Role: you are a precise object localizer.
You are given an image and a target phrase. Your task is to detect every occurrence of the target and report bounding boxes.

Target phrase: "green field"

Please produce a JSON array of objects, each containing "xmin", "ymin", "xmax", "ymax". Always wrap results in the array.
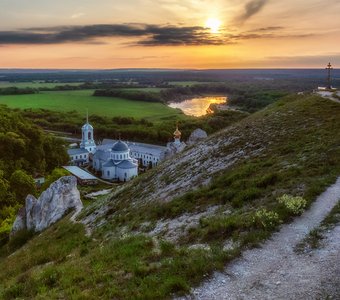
[
  {"xmin": 0, "ymin": 81, "xmax": 165, "ymax": 92},
  {"xmin": 0, "ymin": 90, "xmax": 185, "ymax": 122},
  {"xmin": 0, "ymin": 81, "xmax": 82, "ymax": 88}
]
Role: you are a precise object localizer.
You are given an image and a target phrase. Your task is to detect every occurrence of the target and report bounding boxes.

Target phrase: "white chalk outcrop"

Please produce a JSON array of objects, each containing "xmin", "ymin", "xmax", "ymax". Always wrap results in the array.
[
  {"xmin": 11, "ymin": 176, "xmax": 83, "ymax": 234},
  {"xmin": 187, "ymin": 128, "xmax": 208, "ymax": 146}
]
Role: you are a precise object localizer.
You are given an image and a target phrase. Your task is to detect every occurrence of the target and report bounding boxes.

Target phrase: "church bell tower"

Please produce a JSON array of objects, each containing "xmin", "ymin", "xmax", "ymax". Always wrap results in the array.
[{"xmin": 80, "ymin": 110, "xmax": 96, "ymax": 153}]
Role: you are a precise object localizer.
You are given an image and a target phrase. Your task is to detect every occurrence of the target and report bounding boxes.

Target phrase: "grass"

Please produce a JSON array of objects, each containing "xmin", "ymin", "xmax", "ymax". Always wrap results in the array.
[
  {"xmin": 0, "ymin": 82, "xmax": 82, "ymax": 88},
  {"xmin": 0, "ymin": 219, "xmax": 235, "ymax": 299},
  {"xmin": 94, "ymin": 94, "xmax": 340, "ymax": 247},
  {"xmin": 0, "ymin": 90, "xmax": 185, "ymax": 122},
  {"xmin": 0, "ymin": 94, "xmax": 339, "ymax": 299}
]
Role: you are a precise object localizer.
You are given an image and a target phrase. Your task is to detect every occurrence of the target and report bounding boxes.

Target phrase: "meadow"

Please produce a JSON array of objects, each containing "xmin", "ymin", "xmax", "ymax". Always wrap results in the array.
[
  {"xmin": 0, "ymin": 89, "xmax": 184, "ymax": 122},
  {"xmin": 0, "ymin": 82, "xmax": 82, "ymax": 88}
]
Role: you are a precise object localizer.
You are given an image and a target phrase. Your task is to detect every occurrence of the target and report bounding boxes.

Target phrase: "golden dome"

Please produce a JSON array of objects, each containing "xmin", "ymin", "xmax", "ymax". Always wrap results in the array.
[{"xmin": 174, "ymin": 124, "xmax": 181, "ymax": 138}]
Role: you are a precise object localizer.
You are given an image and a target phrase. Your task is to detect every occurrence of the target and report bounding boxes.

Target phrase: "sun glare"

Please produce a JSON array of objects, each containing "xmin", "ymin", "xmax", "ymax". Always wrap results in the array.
[{"xmin": 205, "ymin": 18, "xmax": 221, "ymax": 34}]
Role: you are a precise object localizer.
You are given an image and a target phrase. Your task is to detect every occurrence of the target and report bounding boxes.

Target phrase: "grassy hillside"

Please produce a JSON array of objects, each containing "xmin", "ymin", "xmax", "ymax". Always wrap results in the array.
[
  {"xmin": 0, "ymin": 90, "xmax": 184, "ymax": 122},
  {"xmin": 0, "ymin": 94, "xmax": 339, "ymax": 299}
]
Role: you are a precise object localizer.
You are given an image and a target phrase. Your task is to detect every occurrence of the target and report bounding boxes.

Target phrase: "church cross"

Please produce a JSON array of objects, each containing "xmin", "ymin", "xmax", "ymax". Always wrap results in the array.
[{"xmin": 326, "ymin": 62, "xmax": 333, "ymax": 89}]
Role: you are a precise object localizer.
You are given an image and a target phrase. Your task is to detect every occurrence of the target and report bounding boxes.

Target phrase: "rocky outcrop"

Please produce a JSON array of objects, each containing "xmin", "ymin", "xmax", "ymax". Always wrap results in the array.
[
  {"xmin": 187, "ymin": 128, "xmax": 208, "ymax": 146},
  {"xmin": 164, "ymin": 141, "xmax": 187, "ymax": 158},
  {"xmin": 11, "ymin": 176, "xmax": 83, "ymax": 234}
]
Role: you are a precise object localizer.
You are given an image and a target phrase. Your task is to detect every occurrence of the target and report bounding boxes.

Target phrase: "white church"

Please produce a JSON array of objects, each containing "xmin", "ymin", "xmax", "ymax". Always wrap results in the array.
[{"xmin": 67, "ymin": 115, "xmax": 186, "ymax": 182}]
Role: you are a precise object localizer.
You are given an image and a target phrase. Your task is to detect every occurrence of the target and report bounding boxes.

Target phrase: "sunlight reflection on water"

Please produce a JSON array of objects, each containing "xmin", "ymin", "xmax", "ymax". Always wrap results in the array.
[{"xmin": 168, "ymin": 96, "xmax": 227, "ymax": 117}]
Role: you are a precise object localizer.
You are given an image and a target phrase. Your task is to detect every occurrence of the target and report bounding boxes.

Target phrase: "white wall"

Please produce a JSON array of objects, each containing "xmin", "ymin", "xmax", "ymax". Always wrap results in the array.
[
  {"xmin": 116, "ymin": 167, "xmax": 138, "ymax": 181},
  {"xmin": 102, "ymin": 166, "xmax": 116, "ymax": 180}
]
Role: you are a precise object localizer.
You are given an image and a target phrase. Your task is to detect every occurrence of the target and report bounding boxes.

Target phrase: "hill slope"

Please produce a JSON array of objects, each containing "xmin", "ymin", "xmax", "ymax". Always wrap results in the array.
[{"xmin": 0, "ymin": 94, "xmax": 339, "ymax": 299}]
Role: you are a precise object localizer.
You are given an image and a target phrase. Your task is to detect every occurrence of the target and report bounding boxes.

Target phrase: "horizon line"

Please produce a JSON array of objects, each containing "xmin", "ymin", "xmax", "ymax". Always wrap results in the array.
[{"xmin": 0, "ymin": 67, "xmax": 338, "ymax": 71}]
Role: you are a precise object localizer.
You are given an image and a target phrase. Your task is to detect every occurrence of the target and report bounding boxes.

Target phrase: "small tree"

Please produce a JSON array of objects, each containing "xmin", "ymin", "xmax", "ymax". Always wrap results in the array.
[{"xmin": 10, "ymin": 170, "xmax": 36, "ymax": 204}]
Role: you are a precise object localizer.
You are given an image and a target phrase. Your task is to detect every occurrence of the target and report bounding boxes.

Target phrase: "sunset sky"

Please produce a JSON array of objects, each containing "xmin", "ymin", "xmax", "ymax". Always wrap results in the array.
[{"xmin": 1, "ymin": 0, "xmax": 340, "ymax": 69}]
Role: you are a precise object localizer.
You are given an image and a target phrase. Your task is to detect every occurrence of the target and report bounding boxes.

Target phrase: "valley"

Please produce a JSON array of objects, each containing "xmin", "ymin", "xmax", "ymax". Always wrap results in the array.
[{"xmin": 1, "ymin": 92, "xmax": 339, "ymax": 299}]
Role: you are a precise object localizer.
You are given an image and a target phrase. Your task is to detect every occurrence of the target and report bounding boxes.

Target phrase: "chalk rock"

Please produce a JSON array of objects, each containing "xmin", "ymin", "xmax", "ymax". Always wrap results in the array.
[
  {"xmin": 187, "ymin": 128, "xmax": 208, "ymax": 146},
  {"xmin": 11, "ymin": 207, "xmax": 26, "ymax": 233},
  {"xmin": 11, "ymin": 176, "xmax": 82, "ymax": 234},
  {"xmin": 164, "ymin": 141, "xmax": 187, "ymax": 159}
]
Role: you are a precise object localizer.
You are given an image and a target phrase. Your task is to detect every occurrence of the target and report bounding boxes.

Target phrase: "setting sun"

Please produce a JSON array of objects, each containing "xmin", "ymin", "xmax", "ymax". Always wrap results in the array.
[{"xmin": 205, "ymin": 18, "xmax": 222, "ymax": 34}]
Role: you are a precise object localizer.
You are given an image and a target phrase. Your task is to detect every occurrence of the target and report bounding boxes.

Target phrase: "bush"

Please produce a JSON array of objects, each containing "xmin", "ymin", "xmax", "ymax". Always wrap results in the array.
[
  {"xmin": 278, "ymin": 194, "xmax": 307, "ymax": 215},
  {"xmin": 253, "ymin": 209, "xmax": 280, "ymax": 230}
]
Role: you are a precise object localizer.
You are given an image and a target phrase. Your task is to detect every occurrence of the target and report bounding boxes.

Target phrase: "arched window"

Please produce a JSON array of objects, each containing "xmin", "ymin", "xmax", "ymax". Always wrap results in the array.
[{"xmin": 88, "ymin": 132, "xmax": 91, "ymax": 140}]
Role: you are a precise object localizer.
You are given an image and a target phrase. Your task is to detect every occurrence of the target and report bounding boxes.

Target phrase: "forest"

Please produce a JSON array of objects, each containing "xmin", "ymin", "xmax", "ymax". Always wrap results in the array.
[{"xmin": 0, "ymin": 106, "xmax": 69, "ymax": 244}]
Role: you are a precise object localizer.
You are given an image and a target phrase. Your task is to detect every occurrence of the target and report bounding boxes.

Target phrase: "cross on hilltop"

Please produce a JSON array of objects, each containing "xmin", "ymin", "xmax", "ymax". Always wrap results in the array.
[{"xmin": 326, "ymin": 62, "xmax": 333, "ymax": 90}]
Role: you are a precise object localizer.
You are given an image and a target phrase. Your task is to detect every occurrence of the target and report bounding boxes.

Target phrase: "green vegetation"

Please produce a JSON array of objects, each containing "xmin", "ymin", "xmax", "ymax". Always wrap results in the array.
[
  {"xmin": 0, "ymin": 94, "xmax": 339, "ymax": 299},
  {"xmin": 95, "ymin": 95, "xmax": 340, "ymax": 249},
  {"xmin": 41, "ymin": 168, "xmax": 70, "ymax": 191},
  {"xmin": 0, "ymin": 90, "xmax": 183, "ymax": 122},
  {"xmin": 9, "ymin": 170, "xmax": 36, "ymax": 203},
  {"xmin": 94, "ymin": 88, "xmax": 163, "ymax": 103},
  {"xmin": 0, "ymin": 82, "xmax": 82, "ymax": 89},
  {"xmin": 159, "ymin": 83, "xmax": 289, "ymax": 111},
  {"xmin": 0, "ymin": 106, "xmax": 69, "ymax": 244},
  {"xmin": 277, "ymin": 194, "xmax": 307, "ymax": 215},
  {"xmin": 168, "ymin": 81, "xmax": 215, "ymax": 86},
  {"xmin": 21, "ymin": 104, "xmax": 247, "ymax": 145},
  {"xmin": 0, "ymin": 220, "xmax": 234, "ymax": 299}
]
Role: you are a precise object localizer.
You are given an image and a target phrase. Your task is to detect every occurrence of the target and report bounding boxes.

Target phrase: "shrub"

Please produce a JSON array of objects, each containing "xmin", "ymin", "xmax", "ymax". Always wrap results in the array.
[
  {"xmin": 253, "ymin": 209, "xmax": 280, "ymax": 230},
  {"xmin": 278, "ymin": 194, "xmax": 307, "ymax": 215}
]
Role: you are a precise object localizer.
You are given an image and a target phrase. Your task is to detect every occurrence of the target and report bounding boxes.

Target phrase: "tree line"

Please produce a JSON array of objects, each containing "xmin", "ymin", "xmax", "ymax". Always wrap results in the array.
[{"xmin": 0, "ymin": 106, "xmax": 69, "ymax": 243}]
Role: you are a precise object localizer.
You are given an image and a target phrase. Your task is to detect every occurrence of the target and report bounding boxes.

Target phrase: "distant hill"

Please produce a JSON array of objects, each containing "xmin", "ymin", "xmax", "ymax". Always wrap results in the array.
[
  {"xmin": 0, "ymin": 94, "xmax": 339, "ymax": 299},
  {"xmin": 0, "ymin": 68, "xmax": 339, "ymax": 83}
]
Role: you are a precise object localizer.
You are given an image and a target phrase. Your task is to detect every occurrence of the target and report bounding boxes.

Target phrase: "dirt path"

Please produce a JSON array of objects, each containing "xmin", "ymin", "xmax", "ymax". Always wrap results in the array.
[{"xmin": 183, "ymin": 177, "xmax": 340, "ymax": 300}]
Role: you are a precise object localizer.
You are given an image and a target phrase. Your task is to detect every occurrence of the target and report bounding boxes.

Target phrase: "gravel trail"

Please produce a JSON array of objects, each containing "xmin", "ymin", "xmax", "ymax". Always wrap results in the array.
[{"xmin": 183, "ymin": 177, "xmax": 340, "ymax": 300}]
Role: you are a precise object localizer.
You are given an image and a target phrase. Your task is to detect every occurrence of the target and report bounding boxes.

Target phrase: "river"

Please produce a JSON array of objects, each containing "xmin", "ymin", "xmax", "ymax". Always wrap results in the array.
[{"xmin": 168, "ymin": 96, "xmax": 227, "ymax": 117}]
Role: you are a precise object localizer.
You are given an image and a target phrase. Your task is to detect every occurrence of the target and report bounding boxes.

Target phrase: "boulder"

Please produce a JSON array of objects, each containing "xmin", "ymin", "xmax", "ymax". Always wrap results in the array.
[
  {"xmin": 164, "ymin": 141, "xmax": 187, "ymax": 159},
  {"xmin": 11, "ymin": 176, "xmax": 83, "ymax": 234},
  {"xmin": 187, "ymin": 128, "xmax": 208, "ymax": 146}
]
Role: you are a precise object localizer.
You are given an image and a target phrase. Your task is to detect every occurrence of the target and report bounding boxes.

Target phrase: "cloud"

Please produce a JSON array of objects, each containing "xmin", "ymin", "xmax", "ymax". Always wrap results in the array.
[
  {"xmin": 231, "ymin": 32, "xmax": 314, "ymax": 40},
  {"xmin": 0, "ymin": 24, "xmax": 230, "ymax": 46},
  {"xmin": 0, "ymin": 23, "xmax": 313, "ymax": 47},
  {"xmin": 247, "ymin": 26, "xmax": 284, "ymax": 32},
  {"xmin": 237, "ymin": 0, "xmax": 269, "ymax": 23}
]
